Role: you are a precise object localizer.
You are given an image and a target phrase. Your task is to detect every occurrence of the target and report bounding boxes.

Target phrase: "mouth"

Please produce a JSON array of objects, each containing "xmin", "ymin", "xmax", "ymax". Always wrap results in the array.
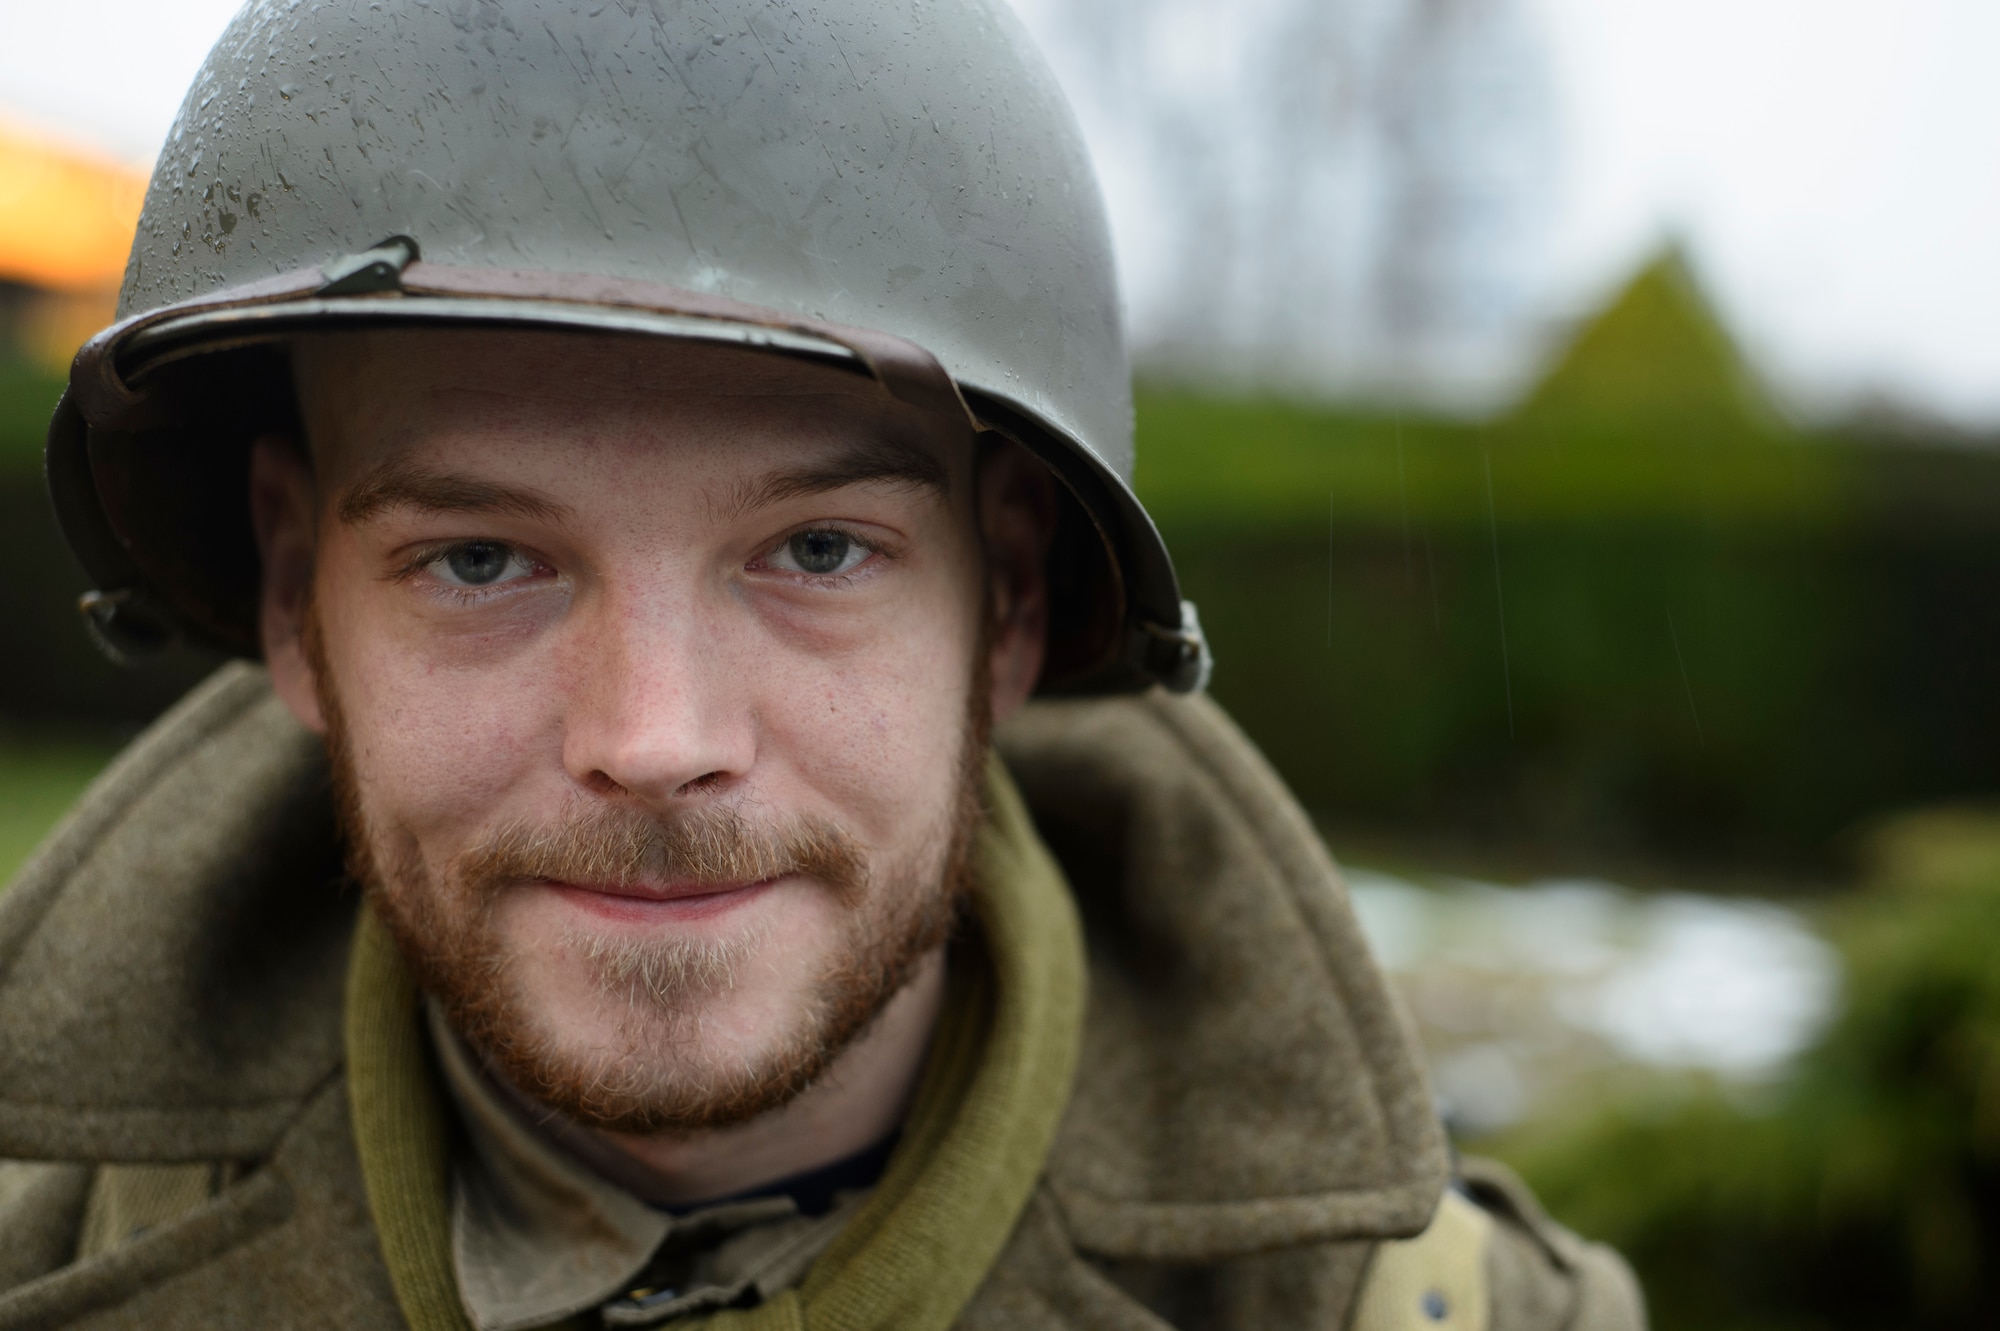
[{"xmin": 541, "ymin": 876, "xmax": 777, "ymax": 925}]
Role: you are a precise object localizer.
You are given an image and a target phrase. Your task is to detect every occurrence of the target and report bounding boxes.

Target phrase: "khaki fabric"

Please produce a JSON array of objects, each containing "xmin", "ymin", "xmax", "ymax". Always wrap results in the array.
[
  {"xmin": 1350, "ymin": 1191, "xmax": 1491, "ymax": 1331},
  {"xmin": 0, "ymin": 663, "xmax": 1645, "ymax": 1330},
  {"xmin": 432, "ymin": 1002, "xmax": 677, "ymax": 1329},
  {"xmin": 77, "ymin": 1165, "xmax": 232, "ymax": 1260}
]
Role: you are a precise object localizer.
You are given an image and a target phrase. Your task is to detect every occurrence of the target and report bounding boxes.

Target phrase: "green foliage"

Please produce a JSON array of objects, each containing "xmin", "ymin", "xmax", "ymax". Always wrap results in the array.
[
  {"xmin": 1514, "ymin": 248, "xmax": 1774, "ymax": 435},
  {"xmin": 1133, "ymin": 257, "xmax": 1844, "ymax": 535},
  {"xmin": 0, "ymin": 355, "xmax": 65, "ymax": 480},
  {"xmin": 1141, "ymin": 407, "xmax": 2000, "ymax": 868},
  {"xmin": 0, "ymin": 739, "xmax": 112, "ymax": 884},
  {"xmin": 1134, "ymin": 385, "xmax": 1842, "ymax": 532},
  {"xmin": 1493, "ymin": 808, "xmax": 2000, "ymax": 1330},
  {"xmin": 1163, "ymin": 517, "xmax": 1885, "ymax": 867}
]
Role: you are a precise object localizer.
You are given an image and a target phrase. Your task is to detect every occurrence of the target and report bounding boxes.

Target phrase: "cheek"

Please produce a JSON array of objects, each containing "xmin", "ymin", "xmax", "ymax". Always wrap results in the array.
[
  {"xmin": 316, "ymin": 580, "xmax": 556, "ymax": 851},
  {"xmin": 757, "ymin": 590, "xmax": 982, "ymax": 844}
]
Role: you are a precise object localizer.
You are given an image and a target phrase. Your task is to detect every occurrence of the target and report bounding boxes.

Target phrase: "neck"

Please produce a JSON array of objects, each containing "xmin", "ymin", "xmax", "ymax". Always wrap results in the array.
[{"xmin": 492, "ymin": 946, "xmax": 950, "ymax": 1208}]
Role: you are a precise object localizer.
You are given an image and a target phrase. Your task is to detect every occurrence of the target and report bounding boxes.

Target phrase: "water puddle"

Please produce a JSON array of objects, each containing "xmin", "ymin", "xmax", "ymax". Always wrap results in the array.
[{"xmin": 1344, "ymin": 867, "xmax": 1842, "ymax": 1134}]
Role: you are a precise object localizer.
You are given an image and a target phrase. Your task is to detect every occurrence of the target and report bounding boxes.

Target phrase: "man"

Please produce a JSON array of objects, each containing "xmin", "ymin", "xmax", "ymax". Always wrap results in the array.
[{"xmin": 1, "ymin": 1, "xmax": 1643, "ymax": 1328}]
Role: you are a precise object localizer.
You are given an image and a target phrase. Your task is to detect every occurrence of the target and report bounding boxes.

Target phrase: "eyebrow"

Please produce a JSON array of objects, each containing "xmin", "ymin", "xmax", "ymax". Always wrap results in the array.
[
  {"xmin": 334, "ymin": 435, "xmax": 949, "ymax": 528},
  {"xmin": 717, "ymin": 436, "xmax": 951, "ymax": 520},
  {"xmin": 337, "ymin": 460, "xmax": 575, "ymax": 526}
]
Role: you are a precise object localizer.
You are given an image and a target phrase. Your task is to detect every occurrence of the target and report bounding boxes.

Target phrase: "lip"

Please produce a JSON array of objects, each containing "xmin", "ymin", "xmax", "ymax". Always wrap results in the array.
[{"xmin": 543, "ymin": 876, "xmax": 775, "ymax": 925}]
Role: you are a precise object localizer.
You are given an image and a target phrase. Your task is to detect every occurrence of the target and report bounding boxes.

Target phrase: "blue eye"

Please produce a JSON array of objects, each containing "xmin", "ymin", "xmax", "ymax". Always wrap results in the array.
[
  {"xmin": 431, "ymin": 541, "xmax": 530, "ymax": 588},
  {"xmin": 790, "ymin": 530, "xmax": 850, "ymax": 573},
  {"xmin": 772, "ymin": 529, "xmax": 869, "ymax": 576}
]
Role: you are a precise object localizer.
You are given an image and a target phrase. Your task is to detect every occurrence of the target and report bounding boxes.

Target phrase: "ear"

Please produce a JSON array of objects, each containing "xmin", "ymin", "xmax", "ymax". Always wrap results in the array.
[
  {"xmin": 979, "ymin": 437, "xmax": 1057, "ymax": 725},
  {"xmin": 248, "ymin": 434, "xmax": 327, "ymax": 735}
]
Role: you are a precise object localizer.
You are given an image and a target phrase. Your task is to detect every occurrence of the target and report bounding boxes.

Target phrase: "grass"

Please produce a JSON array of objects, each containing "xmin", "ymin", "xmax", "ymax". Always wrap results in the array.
[{"xmin": 0, "ymin": 740, "xmax": 114, "ymax": 884}]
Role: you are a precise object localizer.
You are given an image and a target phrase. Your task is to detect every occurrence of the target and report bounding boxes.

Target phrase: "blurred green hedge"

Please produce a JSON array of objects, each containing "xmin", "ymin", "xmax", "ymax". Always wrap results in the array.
[{"xmin": 1137, "ymin": 257, "xmax": 2000, "ymax": 873}]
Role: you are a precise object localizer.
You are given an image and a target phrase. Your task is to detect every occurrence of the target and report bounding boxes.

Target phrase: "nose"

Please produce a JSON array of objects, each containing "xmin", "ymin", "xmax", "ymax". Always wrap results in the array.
[{"xmin": 559, "ymin": 591, "xmax": 756, "ymax": 805}]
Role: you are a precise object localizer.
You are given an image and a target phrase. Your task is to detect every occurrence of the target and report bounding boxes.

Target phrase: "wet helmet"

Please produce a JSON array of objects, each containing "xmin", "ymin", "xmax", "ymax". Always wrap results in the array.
[{"xmin": 45, "ymin": 0, "xmax": 1209, "ymax": 693}]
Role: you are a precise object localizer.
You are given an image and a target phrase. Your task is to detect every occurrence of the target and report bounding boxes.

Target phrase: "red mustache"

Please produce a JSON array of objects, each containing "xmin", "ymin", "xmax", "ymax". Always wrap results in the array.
[{"xmin": 451, "ymin": 801, "xmax": 869, "ymax": 901}]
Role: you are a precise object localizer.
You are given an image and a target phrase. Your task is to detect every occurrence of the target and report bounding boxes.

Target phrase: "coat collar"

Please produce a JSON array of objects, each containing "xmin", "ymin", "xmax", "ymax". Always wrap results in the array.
[
  {"xmin": 998, "ymin": 692, "xmax": 1448, "ymax": 1259},
  {"xmin": 0, "ymin": 664, "xmax": 346, "ymax": 1162}
]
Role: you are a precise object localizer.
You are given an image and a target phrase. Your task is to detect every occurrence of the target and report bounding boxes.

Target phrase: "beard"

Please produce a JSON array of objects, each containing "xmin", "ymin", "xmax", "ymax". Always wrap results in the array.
[{"xmin": 312, "ymin": 616, "xmax": 992, "ymax": 1135}]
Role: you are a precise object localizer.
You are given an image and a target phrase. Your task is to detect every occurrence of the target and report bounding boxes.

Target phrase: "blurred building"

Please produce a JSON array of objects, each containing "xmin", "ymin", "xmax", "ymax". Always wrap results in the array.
[{"xmin": 0, "ymin": 114, "xmax": 145, "ymax": 370}]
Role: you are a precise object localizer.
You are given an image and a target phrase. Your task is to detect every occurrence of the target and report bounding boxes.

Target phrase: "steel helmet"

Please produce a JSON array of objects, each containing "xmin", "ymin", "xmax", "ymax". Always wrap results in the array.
[{"xmin": 45, "ymin": 0, "xmax": 1209, "ymax": 694}]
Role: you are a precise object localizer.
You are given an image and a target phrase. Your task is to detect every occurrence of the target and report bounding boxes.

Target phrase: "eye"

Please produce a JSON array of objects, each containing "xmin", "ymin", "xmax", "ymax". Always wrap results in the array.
[
  {"xmin": 428, "ymin": 540, "xmax": 537, "ymax": 588},
  {"xmin": 768, "ymin": 528, "xmax": 870, "ymax": 577}
]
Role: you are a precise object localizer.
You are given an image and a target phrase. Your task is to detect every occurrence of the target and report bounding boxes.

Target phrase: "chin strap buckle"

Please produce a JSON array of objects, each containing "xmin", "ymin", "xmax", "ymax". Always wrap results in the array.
[
  {"xmin": 1140, "ymin": 600, "xmax": 1213, "ymax": 695},
  {"xmin": 78, "ymin": 585, "xmax": 180, "ymax": 664}
]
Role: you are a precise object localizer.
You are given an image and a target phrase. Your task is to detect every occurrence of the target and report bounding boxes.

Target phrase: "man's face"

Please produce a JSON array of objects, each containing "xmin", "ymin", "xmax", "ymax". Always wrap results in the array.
[{"xmin": 256, "ymin": 329, "xmax": 1044, "ymax": 1133}]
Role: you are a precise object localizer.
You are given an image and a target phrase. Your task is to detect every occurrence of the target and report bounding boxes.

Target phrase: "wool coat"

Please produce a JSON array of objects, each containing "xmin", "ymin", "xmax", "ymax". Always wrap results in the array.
[{"xmin": 0, "ymin": 665, "xmax": 1642, "ymax": 1330}]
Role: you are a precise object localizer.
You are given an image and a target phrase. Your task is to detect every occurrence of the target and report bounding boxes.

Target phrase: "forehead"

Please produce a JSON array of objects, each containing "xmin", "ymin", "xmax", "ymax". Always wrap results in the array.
[{"xmin": 291, "ymin": 327, "xmax": 961, "ymax": 489}]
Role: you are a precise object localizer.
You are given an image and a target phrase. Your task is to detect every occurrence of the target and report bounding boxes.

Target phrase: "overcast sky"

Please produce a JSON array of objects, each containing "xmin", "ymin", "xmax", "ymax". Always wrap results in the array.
[
  {"xmin": 1526, "ymin": 0, "xmax": 2000, "ymax": 426},
  {"xmin": 4, "ymin": 0, "xmax": 1998, "ymax": 424}
]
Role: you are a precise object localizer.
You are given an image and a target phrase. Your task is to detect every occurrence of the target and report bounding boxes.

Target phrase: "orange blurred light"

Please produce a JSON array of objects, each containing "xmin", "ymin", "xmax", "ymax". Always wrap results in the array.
[{"xmin": 0, "ymin": 114, "xmax": 147, "ymax": 292}]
